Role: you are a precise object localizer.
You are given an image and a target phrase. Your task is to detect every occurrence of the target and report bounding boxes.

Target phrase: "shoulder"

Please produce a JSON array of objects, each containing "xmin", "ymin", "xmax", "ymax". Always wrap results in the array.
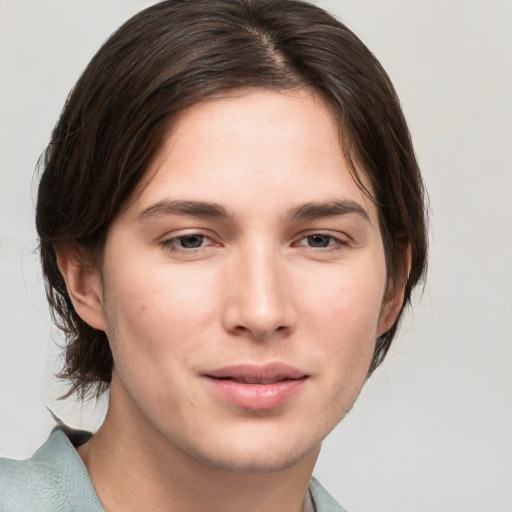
[
  {"xmin": 0, "ymin": 451, "xmax": 59, "ymax": 511},
  {"xmin": 0, "ymin": 430, "xmax": 104, "ymax": 512},
  {"xmin": 309, "ymin": 476, "xmax": 349, "ymax": 512}
]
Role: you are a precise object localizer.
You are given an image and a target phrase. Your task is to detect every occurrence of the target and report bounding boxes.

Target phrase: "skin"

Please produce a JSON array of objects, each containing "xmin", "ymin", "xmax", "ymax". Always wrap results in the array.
[{"xmin": 59, "ymin": 88, "xmax": 404, "ymax": 512}]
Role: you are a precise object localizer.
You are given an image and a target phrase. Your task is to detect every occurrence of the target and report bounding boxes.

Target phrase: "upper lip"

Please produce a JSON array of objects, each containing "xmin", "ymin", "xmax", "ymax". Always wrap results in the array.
[{"xmin": 204, "ymin": 363, "xmax": 308, "ymax": 384}]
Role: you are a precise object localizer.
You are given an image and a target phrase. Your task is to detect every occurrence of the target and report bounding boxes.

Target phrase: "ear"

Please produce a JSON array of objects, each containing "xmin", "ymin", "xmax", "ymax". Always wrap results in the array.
[
  {"xmin": 377, "ymin": 243, "xmax": 411, "ymax": 336},
  {"xmin": 56, "ymin": 246, "xmax": 107, "ymax": 331}
]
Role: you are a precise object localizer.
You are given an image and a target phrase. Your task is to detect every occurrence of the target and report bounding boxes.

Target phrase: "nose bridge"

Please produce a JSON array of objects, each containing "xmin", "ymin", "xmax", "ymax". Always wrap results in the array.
[{"xmin": 225, "ymin": 237, "xmax": 292, "ymax": 339}]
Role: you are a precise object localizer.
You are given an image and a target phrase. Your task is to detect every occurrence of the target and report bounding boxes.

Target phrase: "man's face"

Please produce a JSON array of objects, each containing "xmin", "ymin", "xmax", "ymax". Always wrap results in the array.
[{"xmin": 93, "ymin": 88, "xmax": 396, "ymax": 472}]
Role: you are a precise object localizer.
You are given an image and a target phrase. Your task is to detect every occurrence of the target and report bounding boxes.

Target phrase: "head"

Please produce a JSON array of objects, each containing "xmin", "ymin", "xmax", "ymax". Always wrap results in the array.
[{"xmin": 37, "ymin": 0, "xmax": 426, "ymax": 431}]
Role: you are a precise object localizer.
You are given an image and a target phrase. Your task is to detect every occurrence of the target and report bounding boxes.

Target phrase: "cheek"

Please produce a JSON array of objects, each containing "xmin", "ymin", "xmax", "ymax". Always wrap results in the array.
[
  {"xmin": 296, "ymin": 258, "xmax": 386, "ymax": 384},
  {"xmin": 102, "ymin": 260, "xmax": 221, "ymax": 367},
  {"xmin": 100, "ymin": 261, "xmax": 222, "ymax": 420},
  {"xmin": 299, "ymin": 259, "xmax": 386, "ymax": 336}
]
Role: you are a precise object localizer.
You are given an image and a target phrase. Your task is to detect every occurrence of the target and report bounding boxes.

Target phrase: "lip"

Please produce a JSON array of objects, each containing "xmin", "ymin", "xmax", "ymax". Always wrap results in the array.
[{"xmin": 203, "ymin": 363, "xmax": 308, "ymax": 410}]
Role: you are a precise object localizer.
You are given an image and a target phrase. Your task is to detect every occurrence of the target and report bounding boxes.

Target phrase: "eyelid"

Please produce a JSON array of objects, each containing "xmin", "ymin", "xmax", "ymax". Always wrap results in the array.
[
  {"xmin": 293, "ymin": 230, "xmax": 350, "ymax": 246},
  {"xmin": 158, "ymin": 228, "xmax": 351, "ymax": 252},
  {"xmin": 160, "ymin": 229, "xmax": 220, "ymax": 252}
]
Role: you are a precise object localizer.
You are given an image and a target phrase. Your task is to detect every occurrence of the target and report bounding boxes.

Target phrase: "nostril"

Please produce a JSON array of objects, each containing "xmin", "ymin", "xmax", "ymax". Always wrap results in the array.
[{"xmin": 222, "ymin": 289, "xmax": 294, "ymax": 340}]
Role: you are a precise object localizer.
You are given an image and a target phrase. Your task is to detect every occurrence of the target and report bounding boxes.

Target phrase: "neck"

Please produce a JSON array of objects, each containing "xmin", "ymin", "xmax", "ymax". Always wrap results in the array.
[{"xmin": 78, "ymin": 380, "xmax": 319, "ymax": 512}]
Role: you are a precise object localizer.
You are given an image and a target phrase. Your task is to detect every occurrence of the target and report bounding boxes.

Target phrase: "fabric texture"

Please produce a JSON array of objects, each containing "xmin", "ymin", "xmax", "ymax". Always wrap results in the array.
[
  {"xmin": 0, "ymin": 430, "xmax": 347, "ymax": 511},
  {"xmin": 0, "ymin": 430, "xmax": 103, "ymax": 512}
]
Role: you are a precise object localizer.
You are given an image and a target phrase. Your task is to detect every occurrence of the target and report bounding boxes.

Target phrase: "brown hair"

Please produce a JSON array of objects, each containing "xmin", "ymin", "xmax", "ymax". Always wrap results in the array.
[{"xmin": 36, "ymin": 0, "xmax": 428, "ymax": 399}]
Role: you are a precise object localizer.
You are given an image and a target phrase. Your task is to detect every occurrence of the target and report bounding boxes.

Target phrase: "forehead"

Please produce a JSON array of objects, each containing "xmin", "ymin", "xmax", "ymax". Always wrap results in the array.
[{"xmin": 127, "ymin": 87, "xmax": 377, "ymax": 223}]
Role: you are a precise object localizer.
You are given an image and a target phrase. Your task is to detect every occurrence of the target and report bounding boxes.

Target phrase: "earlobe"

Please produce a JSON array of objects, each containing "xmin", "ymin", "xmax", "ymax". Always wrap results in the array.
[
  {"xmin": 56, "ymin": 246, "xmax": 107, "ymax": 331},
  {"xmin": 377, "ymin": 287, "xmax": 404, "ymax": 337},
  {"xmin": 377, "ymin": 243, "xmax": 411, "ymax": 337}
]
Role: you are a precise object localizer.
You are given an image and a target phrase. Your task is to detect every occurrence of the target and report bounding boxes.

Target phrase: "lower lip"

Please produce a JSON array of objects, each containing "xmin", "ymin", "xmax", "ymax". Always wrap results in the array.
[{"xmin": 205, "ymin": 377, "xmax": 307, "ymax": 410}]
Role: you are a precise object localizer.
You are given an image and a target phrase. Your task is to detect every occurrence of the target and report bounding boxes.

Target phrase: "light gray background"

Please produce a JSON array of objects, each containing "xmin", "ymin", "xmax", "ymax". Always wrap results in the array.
[{"xmin": 1, "ymin": 1, "xmax": 511, "ymax": 510}]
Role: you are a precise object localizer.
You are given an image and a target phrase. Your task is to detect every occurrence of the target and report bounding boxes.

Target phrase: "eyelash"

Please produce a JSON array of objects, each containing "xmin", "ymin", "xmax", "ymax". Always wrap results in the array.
[
  {"xmin": 295, "ymin": 233, "xmax": 348, "ymax": 250},
  {"xmin": 161, "ymin": 233, "xmax": 214, "ymax": 252},
  {"xmin": 161, "ymin": 232, "xmax": 348, "ymax": 254}
]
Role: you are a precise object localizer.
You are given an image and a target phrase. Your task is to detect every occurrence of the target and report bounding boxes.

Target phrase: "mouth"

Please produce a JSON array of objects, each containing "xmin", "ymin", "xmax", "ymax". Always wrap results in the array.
[
  {"xmin": 212, "ymin": 375, "xmax": 303, "ymax": 384},
  {"xmin": 203, "ymin": 363, "xmax": 309, "ymax": 410}
]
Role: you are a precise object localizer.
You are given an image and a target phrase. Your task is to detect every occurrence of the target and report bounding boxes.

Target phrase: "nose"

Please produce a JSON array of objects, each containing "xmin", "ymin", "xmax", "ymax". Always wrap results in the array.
[{"xmin": 222, "ymin": 244, "xmax": 296, "ymax": 341}]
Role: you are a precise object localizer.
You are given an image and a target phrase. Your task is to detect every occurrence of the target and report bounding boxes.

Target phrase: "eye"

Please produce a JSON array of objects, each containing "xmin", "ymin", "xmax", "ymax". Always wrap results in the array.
[
  {"xmin": 176, "ymin": 234, "xmax": 207, "ymax": 249},
  {"xmin": 163, "ymin": 233, "xmax": 213, "ymax": 251},
  {"xmin": 305, "ymin": 234, "xmax": 334, "ymax": 248},
  {"xmin": 297, "ymin": 233, "xmax": 347, "ymax": 249}
]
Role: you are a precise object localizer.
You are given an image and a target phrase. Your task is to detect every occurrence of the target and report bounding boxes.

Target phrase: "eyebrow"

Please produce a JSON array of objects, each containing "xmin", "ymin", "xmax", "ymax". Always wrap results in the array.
[
  {"xmin": 138, "ymin": 199, "xmax": 232, "ymax": 221},
  {"xmin": 287, "ymin": 200, "xmax": 371, "ymax": 223},
  {"xmin": 137, "ymin": 198, "xmax": 370, "ymax": 224}
]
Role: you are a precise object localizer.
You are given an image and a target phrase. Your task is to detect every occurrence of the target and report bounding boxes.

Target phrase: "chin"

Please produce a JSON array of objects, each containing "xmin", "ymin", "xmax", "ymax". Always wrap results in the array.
[
  {"xmin": 195, "ymin": 444, "xmax": 318, "ymax": 474},
  {"xmin": 182, "ymin": 426, "xmax": 324, "ymax": 474}
]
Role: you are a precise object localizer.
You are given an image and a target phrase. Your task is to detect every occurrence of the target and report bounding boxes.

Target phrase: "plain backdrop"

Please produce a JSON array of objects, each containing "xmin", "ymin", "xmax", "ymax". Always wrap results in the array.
[{"xmin": 1, "ymin": 1, "xmax": 511, "ymax": 511}]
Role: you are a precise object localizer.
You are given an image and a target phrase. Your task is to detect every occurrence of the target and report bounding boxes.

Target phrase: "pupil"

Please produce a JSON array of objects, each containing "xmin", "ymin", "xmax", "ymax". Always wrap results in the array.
[
  {"xmin": 180, "ymin": 234, "xmax": 204, "ymax": 248},
  {"xmin": 308, "ymin": 235, "xmax": 329, "ymax": 247}
]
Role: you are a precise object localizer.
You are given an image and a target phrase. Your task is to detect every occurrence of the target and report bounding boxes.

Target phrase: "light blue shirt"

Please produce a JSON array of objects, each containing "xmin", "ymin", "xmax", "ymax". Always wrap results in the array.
[{"xmin": 0, "ymin": 430, "xmax": 347, "ymax": 511}]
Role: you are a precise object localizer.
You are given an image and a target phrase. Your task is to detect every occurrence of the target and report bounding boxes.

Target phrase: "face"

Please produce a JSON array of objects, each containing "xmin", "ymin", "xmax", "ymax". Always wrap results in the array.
[{"xmin": 86, "ymin": 88, "xmax": 398, "ymax": 473}]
